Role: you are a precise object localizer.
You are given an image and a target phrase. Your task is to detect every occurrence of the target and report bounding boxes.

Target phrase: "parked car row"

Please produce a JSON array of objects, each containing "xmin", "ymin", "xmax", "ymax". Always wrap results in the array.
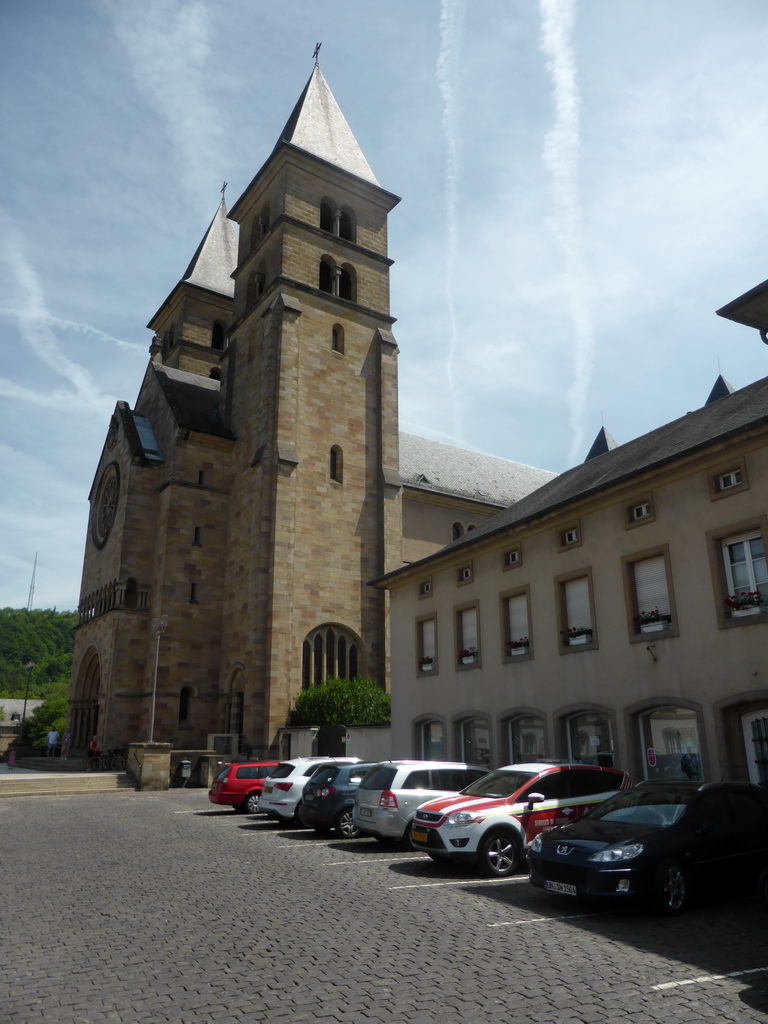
[{"xmin": 208, "ymin": 756, "xmax": 768, "ymax": 914}]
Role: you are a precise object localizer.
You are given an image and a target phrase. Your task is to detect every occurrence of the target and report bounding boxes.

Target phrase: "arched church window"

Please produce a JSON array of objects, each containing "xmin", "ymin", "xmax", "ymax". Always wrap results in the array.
[
  {"xmin": 319, "ymin": 255, "xmax": 335, "ymax": 295},
  {"xmin": 178, "ymin": 685, "xmax": 193, "ymax": 723},
  {"xmin": 331, "ymin": 324, "xmax": 345, "ymax": 353},
  {"xmin": 320, "ymin": 199, "xmax": 334, "ymax": 233},
  {"xmin": 330, "ymin": 446, "xmax": 343, "ymax": 483},
  {"xmin": 452, "ymin": 522, "xmax": 465, "ymax": 541},
  {"xmin": 339, "ymin": 263, "xmax": 356, "ymax": 302},
  {"xmin": 211, "ymin": 321, "xmax": 225, "ymax": 351},
  {"xmin": 304, "ymin": 624, "xmax": 362, "ymax": 684},
  {"xmin": 339, "ymin": 206, "xmax": 355, "ymax": 242},
  {"xmin": 124, "ymin": 578, "xmax": 138, "ymax": 610}
]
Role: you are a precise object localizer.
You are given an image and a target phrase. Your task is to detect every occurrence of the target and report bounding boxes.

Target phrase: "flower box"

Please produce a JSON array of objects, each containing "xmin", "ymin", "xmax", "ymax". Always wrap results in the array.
[
  {"xmin": 568, "ymin": 635, "xmax": 589, "ymax": 646},
  {"xmin": 420, "ymin": 661, "xmax": 435, "ymax": 671},
  {"xmin": 732, "ymin": 606, "xmax": 762, "ymax": 618},
  {"xmin": 461, "ymin": 655, "xmax": 477, "ymax": 665},
  {"xmin": 508, "ymin": 646, "xmax": 528, "ymax": 656},
  {"xmin": 640, "ymin": 621, "xmax": 669, "ymax": 633}
]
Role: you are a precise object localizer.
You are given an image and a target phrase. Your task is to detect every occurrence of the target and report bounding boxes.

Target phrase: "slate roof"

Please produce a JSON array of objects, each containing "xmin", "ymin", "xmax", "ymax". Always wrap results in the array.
[
  {"xmin": 152, "ymin": 365, "xmax": 234, "ymax": 439},
  {"xmin": 377, "ymin": 374, "xmax": 768, "ymax": 579},
  {"xmin": 181, "ymin": 199, "xmax": 238, "ymax": 298},
  {"xmin": 399, "ymin": 433, "xmax": 557, "ymax": 507},
  {"xmin": 272, "ymin": 65, "xmax": 379, "ymax": 186}
]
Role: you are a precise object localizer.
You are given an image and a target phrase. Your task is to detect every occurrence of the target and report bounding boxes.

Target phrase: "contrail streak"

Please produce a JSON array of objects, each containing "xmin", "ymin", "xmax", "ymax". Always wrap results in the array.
[
  {"xmin": 539, "ymin": 0, "xmax": 595, "ymax": 465},
  {"xmin": 436, "ymin": 0, "xmax": 467, "ymax": 442}
]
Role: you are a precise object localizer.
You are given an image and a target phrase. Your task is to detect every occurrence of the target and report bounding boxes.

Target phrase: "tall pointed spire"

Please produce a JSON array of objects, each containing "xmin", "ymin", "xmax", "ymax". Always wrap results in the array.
[
  {"xmin": 181, "ymin": 199, "xmax": 239, "ymax": 298},
  {"xmin": 273, "ymin": 65, "xmax": 379, "ymax": 185},
  {"xmin": 704, "ymin": 374, "xmax": 734, "ymax": 406}
]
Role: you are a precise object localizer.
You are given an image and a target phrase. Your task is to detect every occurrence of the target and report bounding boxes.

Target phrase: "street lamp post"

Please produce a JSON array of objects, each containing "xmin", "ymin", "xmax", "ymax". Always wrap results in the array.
[
  {"xmin": 148, "ymin": 616, "xmax": 168, "ymax": 743},
  {"xmin": 20, "ymin": 660, "xmax": 35, "ymax": 744}
]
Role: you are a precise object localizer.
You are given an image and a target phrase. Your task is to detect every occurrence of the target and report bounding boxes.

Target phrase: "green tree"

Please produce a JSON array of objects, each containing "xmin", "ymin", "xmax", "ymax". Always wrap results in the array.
[
  {"xmin": 0, "ymin": 608, "xmax": 75, "ymax": 697},
  {"xmin": 290, "ymin": 676, "xmax": 390, "ymax": 727},
  {"xmin": 27, "ymin": 693, "xmax": 69, "ymax": 746}
]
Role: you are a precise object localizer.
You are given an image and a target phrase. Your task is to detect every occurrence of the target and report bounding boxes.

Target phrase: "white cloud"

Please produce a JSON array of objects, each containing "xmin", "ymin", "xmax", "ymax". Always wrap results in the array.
[{"xmin": 103, "ymin": 0, "xmax": 226, "ymax": 209}]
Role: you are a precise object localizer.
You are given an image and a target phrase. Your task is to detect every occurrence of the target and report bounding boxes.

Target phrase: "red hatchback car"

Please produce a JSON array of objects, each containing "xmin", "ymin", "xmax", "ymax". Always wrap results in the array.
[{"xmin": 208, "ymin": 761, "xmax": 279, "ymax": 813}]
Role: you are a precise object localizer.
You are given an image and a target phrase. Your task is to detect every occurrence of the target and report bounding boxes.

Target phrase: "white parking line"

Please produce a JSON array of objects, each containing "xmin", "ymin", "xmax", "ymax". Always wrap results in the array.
[
  {"xmin": 652, "ymin": 966, "xmax": 768, "ymax": 991},
  {"xmin": 388, "ymin": 876, "xmax": 528, "ymax": 890},
  {"xmin": 324, "ymin": 856, "xmax": 429, "ymax": 866},
  {"xmin": 489, "ymin": 912, "xmax": 602, "ymax": 926}
]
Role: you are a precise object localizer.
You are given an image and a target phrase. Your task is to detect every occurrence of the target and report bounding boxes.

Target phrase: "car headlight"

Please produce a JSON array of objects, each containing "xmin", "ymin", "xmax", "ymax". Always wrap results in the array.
[
  {"xmin": 530, "ymin": 834, "xmax": 543, "ymax": 853},
  {"xmin": 588, "ymin": 843, "xmax": 644, "ymax": 863},
  {"xmin": 446, "ymin": 811, "xmax": 482, "ymax": 825}
]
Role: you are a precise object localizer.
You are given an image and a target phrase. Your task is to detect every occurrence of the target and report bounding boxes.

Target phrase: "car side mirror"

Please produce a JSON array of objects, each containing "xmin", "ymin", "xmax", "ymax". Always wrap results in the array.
[{"xmin": 526, "ymin": 791, "xmax": 545, "ymax": 810}]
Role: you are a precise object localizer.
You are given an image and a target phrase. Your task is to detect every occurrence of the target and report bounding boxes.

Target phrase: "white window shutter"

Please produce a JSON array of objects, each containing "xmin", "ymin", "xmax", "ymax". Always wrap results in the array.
[
  {"xmin": 461, "ymin": 607, "xmax": 478, "ymax": 649},
  {"xmin": 421, "ymin": 619, "xmax": 435, "ymax": 660},
  {"xmin": 507, "ymin": 594, "xmax": 529, "ymax": 640},
  {"xmin": 564, "ymin": 577, "xmax": 591, "ymax": 630},
  {"xmin": 634, "ymin": 556, "xmax": 670, "ymax": 616}
]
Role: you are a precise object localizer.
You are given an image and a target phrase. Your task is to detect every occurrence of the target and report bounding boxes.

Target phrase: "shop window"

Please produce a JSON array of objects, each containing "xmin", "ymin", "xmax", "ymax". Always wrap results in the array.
[
  {"xmin": 638, "ymin": 706, "xmax": 701, "ymax": 781},
  {"xmin": 566, "ymin": 711, "xmax": 612, "ymax": 764},
  {"xmin": 418, "ymin": 719, "xmax": 445, "ymax": 760},
  {"xmin": 458, "ymin": 717, "xmax": 491, "ymax": 768},
  {"xmin": 506, "ymin": 714, "xmax": 547, "ymax": 763}
]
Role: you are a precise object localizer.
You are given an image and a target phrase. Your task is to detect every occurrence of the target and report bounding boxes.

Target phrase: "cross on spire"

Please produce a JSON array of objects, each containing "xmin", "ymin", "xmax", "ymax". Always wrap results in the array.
[
  {"xmin": 220, "ymin": 181, "xmax": 228, "ymax": 201},
  {"xmin": 313, "ymin": 42, "xmax": 322, "ymax": 64}
]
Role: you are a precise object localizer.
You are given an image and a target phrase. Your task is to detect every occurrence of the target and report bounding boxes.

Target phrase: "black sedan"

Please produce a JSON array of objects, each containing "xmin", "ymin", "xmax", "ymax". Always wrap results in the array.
[
  {"xmin": 299, "ymin": 761, "xmax": 377, "ymax": 838},
  {"xmin": 528, "ymin": 780, "xmax": 768, "ymax": 914}
]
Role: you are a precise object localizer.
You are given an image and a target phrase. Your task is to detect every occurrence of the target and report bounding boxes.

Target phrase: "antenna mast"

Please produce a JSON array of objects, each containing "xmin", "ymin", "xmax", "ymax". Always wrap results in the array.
[{"xmin": 27, "ymin": 553, "xmax": 37, "ymax": 612}]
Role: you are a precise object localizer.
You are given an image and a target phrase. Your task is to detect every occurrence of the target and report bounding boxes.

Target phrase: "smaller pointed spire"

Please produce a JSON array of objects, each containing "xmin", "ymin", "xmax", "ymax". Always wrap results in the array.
[
  {"xmin": 704, "ymin": 374, "xmax": 734, "ymax": 406},
  {"xmin": 584, "ymin": 426, "xmax": 618, "ymax": 463},
  {"xmin": 182, "ymin": 199, "xmax": 239, "ymax": 298}
]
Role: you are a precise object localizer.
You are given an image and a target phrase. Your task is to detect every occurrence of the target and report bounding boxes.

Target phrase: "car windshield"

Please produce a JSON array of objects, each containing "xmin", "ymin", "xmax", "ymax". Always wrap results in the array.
[
  {"xmin": 587, "ymin": 788, "xmax": 693, "ymax": 827},
  {"xmin": 461, "ymin": 769, "xmax": 536, "ymax": 799},
  {"xmin": 269, "ymin": 763, "xmax": 297, "ymax": 779}
]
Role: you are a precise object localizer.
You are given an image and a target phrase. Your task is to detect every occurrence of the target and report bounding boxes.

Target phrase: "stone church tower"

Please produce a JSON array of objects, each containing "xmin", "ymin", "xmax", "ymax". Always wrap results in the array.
[{"xmin": 68, "ymin": 66, "xmax": 555, "ymax": 756}]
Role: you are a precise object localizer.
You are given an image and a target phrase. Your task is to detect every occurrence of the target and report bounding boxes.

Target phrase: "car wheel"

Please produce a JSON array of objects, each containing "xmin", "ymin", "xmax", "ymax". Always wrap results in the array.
[
  {"xmin": 758, "ymin": 868, "xmax": 768, "ymax": 912},
  {"xmin": 292, "ymin": 801, "xmax": 303, "ymax": 824},
  {"xmin": 244, "ymin": 792, "xmax": 260, "ymax": 815},
  {"xmin": 335, "ymin": 809, "xmax": 361, "ymax": 839},
  {"xmin": 477, "ymin": 830, "xmax": 521, "ymax": 878},
  {"xmin": 653, "ymin": 860, "xmax": 688, "ymax": 915},
  {"xmin": 402, "ymin": 821, "xmax": 416, "ymax": 849}
]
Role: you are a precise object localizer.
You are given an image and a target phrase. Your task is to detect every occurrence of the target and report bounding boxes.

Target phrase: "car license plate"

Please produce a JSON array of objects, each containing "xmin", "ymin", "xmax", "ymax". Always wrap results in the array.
[
  {"xmin": 411, "ymin": 829, "xmax": 429, "ymax": 843},
  {"xmin": 264, "ymin": 785, "xmax": 273, "ymax": 794},
  {"xmin": 359, "ymin": 806, "xmax": 372, "ymax": 817},
  {"xmin": 545, "ymin": 880, "xmax": 577, "ymax": 896}
]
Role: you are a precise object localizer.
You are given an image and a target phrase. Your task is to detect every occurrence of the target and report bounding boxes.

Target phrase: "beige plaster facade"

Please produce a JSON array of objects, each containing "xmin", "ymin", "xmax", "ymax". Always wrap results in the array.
[{"xmin": 378, "ymin": 384, "xmax": 768, "ymax": 787}]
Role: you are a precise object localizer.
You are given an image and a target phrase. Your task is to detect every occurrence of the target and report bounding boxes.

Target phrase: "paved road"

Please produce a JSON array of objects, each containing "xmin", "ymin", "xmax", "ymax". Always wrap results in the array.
[{"xmin": 3, "ymin": 788, "xmax": 767, "ymax": 1024}]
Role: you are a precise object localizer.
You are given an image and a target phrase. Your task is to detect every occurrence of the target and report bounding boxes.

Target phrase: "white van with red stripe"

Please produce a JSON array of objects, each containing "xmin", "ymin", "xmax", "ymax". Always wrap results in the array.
[{"xmin": 410, "ymin": 762, "xmax": 631, "ymax": 877}]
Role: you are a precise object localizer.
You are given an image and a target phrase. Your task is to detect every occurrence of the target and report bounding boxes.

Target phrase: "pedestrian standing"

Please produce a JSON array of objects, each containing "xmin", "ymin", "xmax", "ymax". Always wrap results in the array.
[
  {"xmin": 60, "ymin": 729, "xmax": 72, "ymax": 761},
  {"xmin": 46, "ymin": 728, "xmax": 60, "ymax": 757},
  {"xmin": 7, "ymin": 748, "xmax": 16, "ymax": 770}
]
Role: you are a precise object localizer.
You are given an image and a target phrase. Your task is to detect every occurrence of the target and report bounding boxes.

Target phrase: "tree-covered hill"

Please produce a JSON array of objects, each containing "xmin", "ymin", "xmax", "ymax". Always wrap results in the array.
[{"xmin": 0, "ymin": 608, "xmax": 76, "ymax": 698}]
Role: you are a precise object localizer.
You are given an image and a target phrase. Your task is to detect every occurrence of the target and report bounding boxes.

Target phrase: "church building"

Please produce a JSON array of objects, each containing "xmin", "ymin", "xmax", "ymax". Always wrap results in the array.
[{"xmin": 67, "ymin": 65, "xmax": 554, "ymax": 757}]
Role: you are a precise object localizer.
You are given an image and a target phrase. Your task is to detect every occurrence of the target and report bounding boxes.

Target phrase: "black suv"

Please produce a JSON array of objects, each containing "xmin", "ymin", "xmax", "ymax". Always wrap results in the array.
[{"xmin": 300, "ymin": 762, "xmax": 378, "ymax": 838}]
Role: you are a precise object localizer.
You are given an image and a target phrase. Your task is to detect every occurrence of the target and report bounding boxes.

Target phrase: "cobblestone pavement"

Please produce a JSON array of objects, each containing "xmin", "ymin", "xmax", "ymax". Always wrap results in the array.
[{"xmin": 3, "ymin": 789, "xmax": 768, "ymax": 1023}]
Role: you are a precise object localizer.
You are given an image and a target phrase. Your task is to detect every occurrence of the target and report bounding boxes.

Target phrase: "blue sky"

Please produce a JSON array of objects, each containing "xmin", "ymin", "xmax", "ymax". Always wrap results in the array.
[{"xmin": 2, "ymin": 0, "xmax": 768, "ymax": 611}]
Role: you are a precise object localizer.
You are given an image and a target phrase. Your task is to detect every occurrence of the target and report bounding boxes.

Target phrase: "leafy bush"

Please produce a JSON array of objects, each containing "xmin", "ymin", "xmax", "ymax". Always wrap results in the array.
[
  {"xmin": 290, "ymin": 676, "xmax": 390, "ymax": 727},
  {"xmin": 27, "ymin": 693, "xmax": 69, "ymax": 746}
]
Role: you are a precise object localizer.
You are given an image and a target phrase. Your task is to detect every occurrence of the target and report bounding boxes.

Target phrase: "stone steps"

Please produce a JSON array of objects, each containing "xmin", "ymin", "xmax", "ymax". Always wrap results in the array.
[{"xmin": 0, "ymin": 771, "xmax": 137, "ymax": 799}]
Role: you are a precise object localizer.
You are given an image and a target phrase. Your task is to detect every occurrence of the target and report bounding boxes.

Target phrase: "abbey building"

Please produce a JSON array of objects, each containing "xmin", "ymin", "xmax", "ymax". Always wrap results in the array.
[{"xmin": 67, "ymin": 66, "xmax": 555, "ymax": 756}]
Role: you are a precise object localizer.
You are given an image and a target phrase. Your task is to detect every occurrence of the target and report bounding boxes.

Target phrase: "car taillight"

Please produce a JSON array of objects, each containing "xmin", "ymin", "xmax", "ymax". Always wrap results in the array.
[
  {"xmin": 379, "ymin": 790, "xmax": 398, "ymax": 809},
  {"xmin": 274, "ymin": 782, "xmax": 293, "ymax": 792},
  {"xmin": 320, "ymin": 787, "xmax": 336, "ymax": 798}
]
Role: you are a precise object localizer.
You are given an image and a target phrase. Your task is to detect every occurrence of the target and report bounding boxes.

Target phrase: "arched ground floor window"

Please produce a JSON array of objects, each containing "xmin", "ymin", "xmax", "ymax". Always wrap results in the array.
[
  {"xmin": 638, "ymin": 705, "xmax": 701, "ymax": 781},
  {"xmin": 565, "ymin": 711, "xmax": 613, "ymax": 766},
  {"xmin": 417, "ymin": 719, "xmax": 445, "ymax": 760},
  {"xmin": 457, "ymin": 716, "xmax": 491, "ymax": 768},
  {"xmin": 505, "ymin": 713, "xmax": 547, "ymax": 763}
]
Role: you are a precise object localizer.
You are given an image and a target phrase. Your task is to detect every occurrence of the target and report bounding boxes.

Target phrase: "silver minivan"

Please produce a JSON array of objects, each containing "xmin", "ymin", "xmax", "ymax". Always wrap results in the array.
[{"xmin": 353, "ymin": 760, "xmax": 488, "ymax": 844}]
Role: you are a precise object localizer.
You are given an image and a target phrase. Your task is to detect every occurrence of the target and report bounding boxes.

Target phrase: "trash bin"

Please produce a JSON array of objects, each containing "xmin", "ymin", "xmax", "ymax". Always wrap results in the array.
[{"xmin": 179, "ymin": 759, "xmax": 192, "ymax": 779}]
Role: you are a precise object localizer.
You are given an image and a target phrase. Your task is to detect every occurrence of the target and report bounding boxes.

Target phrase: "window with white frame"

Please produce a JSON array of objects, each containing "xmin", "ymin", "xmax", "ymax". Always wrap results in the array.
[
  {"xmin": 631, "ymin": 554, "xmax": 672, "ymax": 632},
  {"xmin": 457, "ymin": 606, "xmax": 478, "ymax": 661},
  {"xmin": 562, "ymin": 576, "xmax": 592, "ymax": 644},
  {"xmin": 504, "ymin": 592, "xmax": 530, "ymax": 655},
  {"xmin": 722, "ymin": 532, "xmax": 768, "ymax": 613},
  {"xmin": 419, "ymin": 617, "xmax": 436, "ymax": 671}
]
